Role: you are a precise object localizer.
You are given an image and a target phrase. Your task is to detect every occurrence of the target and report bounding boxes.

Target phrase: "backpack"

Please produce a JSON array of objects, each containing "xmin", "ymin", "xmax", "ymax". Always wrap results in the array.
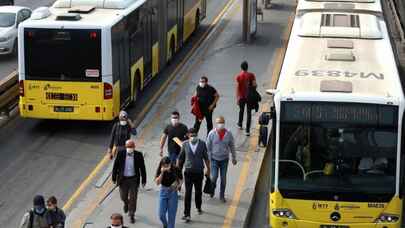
[{"xmin": 258, "ymin": 112, "xmax": 271, "ymax": 125}]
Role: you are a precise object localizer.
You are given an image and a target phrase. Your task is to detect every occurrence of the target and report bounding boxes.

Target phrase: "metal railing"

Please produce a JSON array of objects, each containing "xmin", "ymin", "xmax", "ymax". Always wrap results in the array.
[{"xmin": 0, "ymin": 71, "xmax": 18, "ymax": 117}]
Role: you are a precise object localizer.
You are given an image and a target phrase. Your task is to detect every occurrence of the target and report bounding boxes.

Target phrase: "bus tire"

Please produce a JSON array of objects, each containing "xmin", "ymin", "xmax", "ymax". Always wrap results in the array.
[
  {"xmin": 131, "ymin": 70, "xmax": 141, "ymax": 104},
  {"xmin": 195, "ymin": 10, "xmax": 200, "ymax": 33}
]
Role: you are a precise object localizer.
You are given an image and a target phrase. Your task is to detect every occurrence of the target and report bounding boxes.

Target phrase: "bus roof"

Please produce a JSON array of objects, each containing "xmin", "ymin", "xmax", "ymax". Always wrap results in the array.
[
  {"xmin": 298, "ymin": 0, "xmax": 382, "ymax": 15},
  {"xmin": 21, "ymin": 0, "xmax": 146, "ymax": 28},
  {"xmin": 276, "ymin": 8, "xmax": 404, "ymax": 105}
]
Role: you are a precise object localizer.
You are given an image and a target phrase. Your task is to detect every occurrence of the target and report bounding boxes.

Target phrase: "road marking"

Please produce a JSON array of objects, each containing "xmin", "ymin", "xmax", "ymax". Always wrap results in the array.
[
  {"xmin": 62, "ymin": 0, "xmax": 240, "ymax": 222},
  {"xmin": 221, "ymin": 11, "xmax": 296, "ymax": 228}
]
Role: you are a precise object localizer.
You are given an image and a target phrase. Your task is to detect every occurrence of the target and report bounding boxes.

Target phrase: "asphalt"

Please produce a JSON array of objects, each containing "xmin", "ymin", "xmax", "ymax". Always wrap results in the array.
[
  {"xmin": 0, "ymin": 0, "xmax": 231, "ymax": 227},
  {"xmin": 65, "ymin": 0, "xmax": 296, "ymax": 227}
]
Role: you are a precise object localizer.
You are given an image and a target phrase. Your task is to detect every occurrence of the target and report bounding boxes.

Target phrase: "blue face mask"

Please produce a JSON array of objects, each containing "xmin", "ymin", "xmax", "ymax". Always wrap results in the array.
[{"xmin": 34, "ymin": 206, "xmax": 45, "ymax": 214}]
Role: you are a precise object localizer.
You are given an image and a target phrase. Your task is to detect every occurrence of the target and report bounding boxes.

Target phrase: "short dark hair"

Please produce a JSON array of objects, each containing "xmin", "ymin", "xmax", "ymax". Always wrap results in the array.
[
  {"xmin": 47, "ymin": 196, "xmax": 57, "ymax": 205},
  {"xmin": 171, "ymin": 111, "xmax": 180, "ymax": 117},
  {"xmin": 200, "ymin": 76, "xmax": 208, "ymax": 82},
  {"xmin": 241, "ymin": 61, "xmax": 248, "ymax": 71},
  {"xmin": 188, "ymin": 128, "xmax": 197, "ymax": 135}
]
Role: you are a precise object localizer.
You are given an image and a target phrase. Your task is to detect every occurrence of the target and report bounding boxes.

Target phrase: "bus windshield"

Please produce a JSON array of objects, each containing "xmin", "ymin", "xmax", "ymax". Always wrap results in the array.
[
  {"xmin": 278, "ymin": 102, "xmax": 398, "ymax": 202},
  {"xmin": 24, "ymin": 28, "xmax": 102, "ymax": 82}
]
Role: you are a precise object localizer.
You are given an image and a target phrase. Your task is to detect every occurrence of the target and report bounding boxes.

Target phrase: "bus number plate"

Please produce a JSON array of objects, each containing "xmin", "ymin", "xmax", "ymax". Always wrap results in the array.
[
  {"xmin": 54, "ymin": 106, "xmax": 74, "ymax": 113},
  {"xmin": 320, "ymin": 225, "xmax": 349, "ymax": 228}
]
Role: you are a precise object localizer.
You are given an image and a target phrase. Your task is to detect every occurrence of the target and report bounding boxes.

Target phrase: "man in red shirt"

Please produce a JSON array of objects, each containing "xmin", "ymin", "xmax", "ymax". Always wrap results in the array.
[{"xmin": 235, "ymin": 61, "xmax": 256, "ymax": 136}]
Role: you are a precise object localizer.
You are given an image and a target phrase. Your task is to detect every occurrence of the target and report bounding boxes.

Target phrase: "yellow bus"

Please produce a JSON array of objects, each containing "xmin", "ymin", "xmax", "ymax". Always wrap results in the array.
[
  {"xmin": 268, "ymin": 0, "xmax": 405, "ymax": 227},
  {"xmin": 18, "ymin": 0, "xmax": 206, "ymax": 120}
]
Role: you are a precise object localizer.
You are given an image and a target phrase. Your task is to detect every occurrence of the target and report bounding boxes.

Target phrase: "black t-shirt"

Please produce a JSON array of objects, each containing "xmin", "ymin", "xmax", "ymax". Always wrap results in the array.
[
  {"xmin": 196, "ymin": 85, "xmax": 217, "ymax": 110},
  {"xmin": 155, "ymin": 166, "xmax": 182, "ymax": 187},
  {"xmin": 163, "ymin": 123, "xmax": 188, "ymax": 155}
]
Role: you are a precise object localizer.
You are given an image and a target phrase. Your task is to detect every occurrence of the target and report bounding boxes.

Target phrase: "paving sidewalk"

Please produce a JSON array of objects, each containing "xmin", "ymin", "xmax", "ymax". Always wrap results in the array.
[{"xmin": 66, "ymin": 0, "xmax": 295, "ymax": 227}]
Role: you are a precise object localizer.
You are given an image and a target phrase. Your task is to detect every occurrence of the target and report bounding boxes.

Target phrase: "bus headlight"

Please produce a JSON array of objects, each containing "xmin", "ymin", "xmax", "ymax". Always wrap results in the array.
[
  {"xmin": 272, "ymin": 208, "xmax": 296, "ymax": 219},
  {"xmin": 375, "ymin": 214, "xmax": 399, "ymax": 223}
]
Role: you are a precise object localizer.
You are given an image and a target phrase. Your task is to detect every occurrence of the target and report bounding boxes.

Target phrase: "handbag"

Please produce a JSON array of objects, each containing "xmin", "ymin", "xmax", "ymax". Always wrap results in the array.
[{"xmin": 203, "ymin": 175, "xmax": 215, "ymax": 195}]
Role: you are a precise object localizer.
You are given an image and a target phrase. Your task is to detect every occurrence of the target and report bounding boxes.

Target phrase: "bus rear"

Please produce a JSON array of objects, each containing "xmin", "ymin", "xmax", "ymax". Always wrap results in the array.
[{"xmin": 19, "ymin": 28, "xmax": 116, "ymax": 120}]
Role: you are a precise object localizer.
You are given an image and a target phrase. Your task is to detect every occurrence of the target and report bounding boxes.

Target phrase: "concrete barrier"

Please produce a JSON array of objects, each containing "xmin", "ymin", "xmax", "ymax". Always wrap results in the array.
[{"xmin": 0, "ymin": 71, "xmax": 18, "ymax": 117}]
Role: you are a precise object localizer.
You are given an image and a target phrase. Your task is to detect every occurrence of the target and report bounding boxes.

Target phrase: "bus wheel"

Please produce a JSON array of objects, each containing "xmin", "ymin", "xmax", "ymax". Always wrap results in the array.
[
  {"xmin": 131, "ymin": 71, "xmax": 141, "ymax": 104},
  {"xmin": 195, "ymin": 10, "xmax": 200, "ymax": 33}
]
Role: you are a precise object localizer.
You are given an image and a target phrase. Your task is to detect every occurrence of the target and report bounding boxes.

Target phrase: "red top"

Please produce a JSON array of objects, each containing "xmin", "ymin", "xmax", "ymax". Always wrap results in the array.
[
  {"xmin": 217, "ymin": 129, "xmax": 226, "ymax": 140},
  {"xmin": 236, "ymin": 71, "xmax": 256, "ymax": 101}
]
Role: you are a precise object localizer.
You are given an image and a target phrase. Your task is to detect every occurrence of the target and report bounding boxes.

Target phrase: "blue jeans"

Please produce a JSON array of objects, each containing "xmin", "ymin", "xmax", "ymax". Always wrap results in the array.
[
  {"xmin": 211, "ymin": 159, "xmax": 229, "ymax": 198},
  {"xmin": 159, "ymin": 187, "xmax": 178, "ymax": 228}
]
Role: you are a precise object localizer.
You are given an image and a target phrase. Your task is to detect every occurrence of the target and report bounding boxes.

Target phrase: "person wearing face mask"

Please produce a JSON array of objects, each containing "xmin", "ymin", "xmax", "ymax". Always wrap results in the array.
[
  {"xmin": 108, "ymin": 213, "xmax": 128, "ymax": 228},
  {"xmin": 193, "ymin": 76, "xmax": 219, "ymax": 135},
  {"xmin": 206, "ymin": 116, "xmax": 237, "ymax": 202},
  {"xmin": 155, "ymin": 156, "xmax": 183, "ymax": 228},
  {"xmin": 112, "ymin": 139, "xmax": 147, "ymax": 224},
  {"xmin": 177, "ymin": 128, "xmax": 211, "ymax": 222},
  {"xmin": 45, "ymin": 196, "xmax": 65, "ymax": 228},
  {"xmin": 108, "ymin": 110, "xmax": 137, "ymax": 159},
  {"xmin": 19, "ymin": 195, "xmax": 49, "ymax": 228},
  {"xmin": 160, "ymin": 111, "xmax": 188, "ymax": 163}
]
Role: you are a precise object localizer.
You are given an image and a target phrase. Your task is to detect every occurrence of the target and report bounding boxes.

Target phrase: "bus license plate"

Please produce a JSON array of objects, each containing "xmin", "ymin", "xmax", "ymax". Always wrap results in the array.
[
  {"xmin": 54, "ymin": 106, "xmax": 74, "ymax": 113},
  {"xmin": 320, "ymin": 225, "xmax": 349, "ymax": 228}
]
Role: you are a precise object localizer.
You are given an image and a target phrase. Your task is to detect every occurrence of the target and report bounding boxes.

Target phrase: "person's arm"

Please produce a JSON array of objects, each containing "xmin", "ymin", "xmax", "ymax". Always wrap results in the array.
[
  {"xmin": 202, "ymin": 143, "xmax": 211, "ymax": 176},
  {"xmin": 108, "ymin": 123, "xmax": 117, "ymax": 154},
  {"xmin": 160, "ymin": 133, "xmax": 168, "ymax": 157},
  {"xmin": 127, "ymin": 118, "xmax": 135, "ymax": 129},
  {"xmin": 229, "ymin": 133, "xmax": 237, "ymax": 165},
  {"xmin": 154, "ymin": 163, "xmax": 163, "ymax": 185},
  {"xmin": 18, "ymin": 212, "xmax": 30, "ymax": 228},
  {"xmin": 209, "ymin": 91, "xmax": 220, "ymax": 110},
  {"xmin": 206, "ymin": 132, "xmax": 213, "ymax": 159},
  {"xmin": 177, "ymin": 144, "xmax": 186, "ymax": 169},
  {"xmin": 112, "ymin": 152, "xmax": 120, "ymax": 184},
  {"xmin": 139, "ymin": 153, "xmax": 147, "ymax": 187}
]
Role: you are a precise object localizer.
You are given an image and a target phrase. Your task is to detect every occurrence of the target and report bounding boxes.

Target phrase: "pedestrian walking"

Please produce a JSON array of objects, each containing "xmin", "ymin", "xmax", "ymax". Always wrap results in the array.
[
  {"xmin": 160, "ymin": 111, "xmax": 188, "ymax": 163},
  {"xmin": 155, "ymin": 156, "xmax": 183, "ymax": 228},
  {"xmin": 235, "ymin": 61, "xmax": 257, "ymax": 136},
  {"xmin": 206, "ymin": 116, "xmax": 237, "ymax": 202},
  {"xmin": 108, "ymin": 110, "xmax": 137, "ymax": 159},
  {"xmin": 19, "ymin": 195, "xmax": 49, "ymax": 228},
  {"xmin": 108, "ymin": 213, "xmax": 128, "ymax": 228},
  {"xmin": 177, "ymin": 128, "xmax": 211, "ymax": 222},
  {"xmin": 46, "ymin": 196, "xmax": 66, "ymax": 228},
  {"xmin": 193, "ymin": 76, "xmax": 219, "ymax": 135},
  {"xmin": 112, "ymin": 139, "xmax": 147, "ymax": 224}
]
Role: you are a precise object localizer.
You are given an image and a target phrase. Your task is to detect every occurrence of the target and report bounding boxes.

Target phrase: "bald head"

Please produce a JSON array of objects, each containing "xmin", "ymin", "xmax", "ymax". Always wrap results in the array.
[{"xmin": 125, "ymin": 139, "xmax": 135, "ymax": 149}]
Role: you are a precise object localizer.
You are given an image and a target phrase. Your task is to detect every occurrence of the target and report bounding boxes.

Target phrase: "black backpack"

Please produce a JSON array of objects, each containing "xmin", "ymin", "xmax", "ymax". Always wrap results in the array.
[{"xmin": 258, "ymin": 112, "xmax": 271, "ymax": 125}]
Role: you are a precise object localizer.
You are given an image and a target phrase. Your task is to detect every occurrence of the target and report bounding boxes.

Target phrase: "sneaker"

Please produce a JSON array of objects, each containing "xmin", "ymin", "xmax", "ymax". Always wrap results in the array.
[
  {"xmin": 182, "ymin": 215, "xmax": 191, "ymax": 222},
  {"xmin": 123, "ymin": 203, "xmax": 128, "ymax": 213},
  {"xmin": 197, "ymin": 208, "xmax": 203, "ymax": 215},
  {"xmin": 245, "ymin": 132, "xmax": 251, "ymax": 136},
  {"xmin": 237, "ymin": 124, "xmax": 243, "ymax": 130}
]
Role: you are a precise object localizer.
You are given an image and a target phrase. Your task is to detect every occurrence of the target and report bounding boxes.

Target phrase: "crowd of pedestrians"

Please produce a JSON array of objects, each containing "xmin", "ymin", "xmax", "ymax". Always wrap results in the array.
[{"xmin": 22, "ymin": 61, "xmax": 260, "ymax": 228}]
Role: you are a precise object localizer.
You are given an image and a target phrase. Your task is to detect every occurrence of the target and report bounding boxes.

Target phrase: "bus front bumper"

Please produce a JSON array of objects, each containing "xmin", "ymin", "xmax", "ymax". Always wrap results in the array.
[{"xmin": 271, "ymin": 217, "xmax": 401, "ymax": 228}]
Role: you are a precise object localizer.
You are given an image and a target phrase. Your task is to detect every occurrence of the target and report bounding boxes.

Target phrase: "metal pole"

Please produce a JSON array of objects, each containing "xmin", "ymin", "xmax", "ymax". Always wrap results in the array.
[{"xmin": 243, "ymin": 0, "xmax": 249, "ymax": 42}]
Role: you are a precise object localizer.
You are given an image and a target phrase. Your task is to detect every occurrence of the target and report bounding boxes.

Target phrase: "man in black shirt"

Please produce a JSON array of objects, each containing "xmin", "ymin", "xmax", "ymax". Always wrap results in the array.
[
  {"xmin": 193, "ymin": 76, "xmax": 219, "ymax": 135},
  {"xmin": 160, "ymin": 111, "xmax": 189, "ymax": 163}
]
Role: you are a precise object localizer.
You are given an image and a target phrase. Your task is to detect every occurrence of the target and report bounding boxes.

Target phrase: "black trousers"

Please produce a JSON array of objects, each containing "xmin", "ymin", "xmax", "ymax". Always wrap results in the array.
[
  {"xmin": 184, "ymin": 171, "xmax": 204, "ymax": 216},
  {"xmin": 193, "ymin": 109, "xmax": 213, "ymax": 135},
  {"xmin": 238, "ymin": 98, "xmax": 252, "ymax": 133}
]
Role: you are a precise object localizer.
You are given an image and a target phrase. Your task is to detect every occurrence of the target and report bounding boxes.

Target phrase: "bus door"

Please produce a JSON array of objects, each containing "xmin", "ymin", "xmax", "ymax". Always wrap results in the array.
[
  {"xmin": 177, "ymin": 0, "xmax": 184, "ymax": 47},
  {"xmin": 141, "ymin": 6, "xmax": 152, "ymax": 81}
]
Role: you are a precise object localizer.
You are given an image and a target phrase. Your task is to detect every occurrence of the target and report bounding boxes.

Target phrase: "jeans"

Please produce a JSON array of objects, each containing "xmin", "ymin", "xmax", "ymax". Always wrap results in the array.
[
  {"xmin": 211, "ymin": 159, "xmax": 229, "ymax": 198},
  {"xmin": 159, "ymin": 187, "xmax": 178, "ymax": 228},
  {"xmin": 184, "ymin": 172, "xmax": 204, "ymax": 216},
  {"xmin": 238, "ymin": 98, "xmax": 252, "ymax": 133},
  {"xmin": 193, "ymin": 109, "xmax": 213, "ymax": 135}
]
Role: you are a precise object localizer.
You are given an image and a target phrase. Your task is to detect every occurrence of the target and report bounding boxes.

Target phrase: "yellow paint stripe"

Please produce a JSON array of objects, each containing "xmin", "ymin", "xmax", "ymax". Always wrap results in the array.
[
  {"xmin": 222, "ymin": 12, "xmax": 296, "ymax": 228},
  {"xmin": 61, "ymin": 0, "xmax": 240, "ymax": 221}
]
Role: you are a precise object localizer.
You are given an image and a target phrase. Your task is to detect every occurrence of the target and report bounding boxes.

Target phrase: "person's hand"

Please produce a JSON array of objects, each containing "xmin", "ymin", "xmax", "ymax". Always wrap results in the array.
[
  {"xmin": 107, "ymin": 149, "xmax": 113, "ymax": 160},
  {"xmin": 160, "ymin": 148, "xmax": 164, "ymax": 157},
  {"xmin": 205, "ymin": 169, "xmax": 210, "ymax": 177},
  {"xmin": 232, "ymin": 159, "xmax": 237, "ymax": 165}
]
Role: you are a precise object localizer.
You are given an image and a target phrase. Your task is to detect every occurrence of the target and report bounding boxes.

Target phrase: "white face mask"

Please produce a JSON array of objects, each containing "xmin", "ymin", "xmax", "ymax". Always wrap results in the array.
[
  {"xmin": 111, "ymin": 225, "xmax": 122, "ymax": 228},
  {"xmin": 120, "ymin": 120, "xmax": 127, "ymax": 126},
  {"xmin": 171, "ymin": 118, "xmax": 179, "ymax": 125},
  {"xmin": 217, "ymin": 123, "xmax": 225, "ymax": 129},
  {"xmin": 190, "ymin": 136, "xmax": 198, "ymax": 143},
  {"xmin": 126, "ymin": 148, "xmax": 134, "ymax": 154},
  {"xmin": 199, "ymin": 82, "xmax": 206, "ymax": 88}
]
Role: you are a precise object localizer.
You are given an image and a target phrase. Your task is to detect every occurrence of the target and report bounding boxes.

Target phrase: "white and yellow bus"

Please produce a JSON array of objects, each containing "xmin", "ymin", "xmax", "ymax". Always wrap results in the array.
[
  {"xmin": 268, "ymin": 0, "xmax": 405, "ymax": 227},
  {"xmin": 18, "ymin": 0, "xmax": 206, "ymax": 120}
]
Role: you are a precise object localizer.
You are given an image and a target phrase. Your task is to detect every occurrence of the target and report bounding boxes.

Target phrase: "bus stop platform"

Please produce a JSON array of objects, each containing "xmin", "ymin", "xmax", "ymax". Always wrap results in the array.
[{"xmin": 66, "ymin": 0, "xmax": 295, "ymax": 227}]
